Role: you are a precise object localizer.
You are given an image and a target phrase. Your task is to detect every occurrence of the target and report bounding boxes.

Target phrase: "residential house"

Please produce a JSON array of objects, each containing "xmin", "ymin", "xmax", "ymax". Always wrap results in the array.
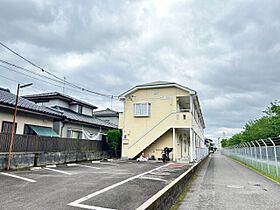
[
  {"xmin": 24, "ymin": 92, "xmax": 118, "ymax": 140},
  {"xmin": 93, "ymin": 108, "xmax": 120, "ymax": 126},
  {"xmin": 118, "ymin": 81, "xmax": 205, "ymax": 162},
  {"xmin": 0, "ymin": 88, "xmax": 61, "ymax": 136}
]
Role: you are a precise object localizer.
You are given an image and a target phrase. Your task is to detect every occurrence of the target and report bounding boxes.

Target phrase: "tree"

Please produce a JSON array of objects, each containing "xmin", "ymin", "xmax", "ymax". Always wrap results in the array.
[
  {"xmin": 226, "ymin": 101, "xmax": 280, "ymax": 146},
  {"xmin": 221, "ymin": 138, "xmax": 228, "ymax": 148},
  {"xmin": 107, "ymin": 129, "xmax": 121, "ymax": 157}
]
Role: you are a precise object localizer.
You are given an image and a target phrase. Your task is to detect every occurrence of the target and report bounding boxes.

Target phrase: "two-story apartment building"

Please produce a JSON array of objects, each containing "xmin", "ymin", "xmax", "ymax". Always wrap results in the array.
[
  {"xmin": 24, "ymin": 92, "xmax": 118, "ymax": 140},
  {"xmin": 119, "ymin": 81, "xmax": 205, "ymax": 162}
]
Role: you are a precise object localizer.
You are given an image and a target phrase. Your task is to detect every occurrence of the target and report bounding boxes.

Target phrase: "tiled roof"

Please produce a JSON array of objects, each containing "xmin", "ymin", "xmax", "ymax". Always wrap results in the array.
[
  {"xmin": 54, "ymin": 106, "xmax": 118, "ymax": 129},
  {"xmin": 0, "ymin": 89, "xmax": 62, "ymax": 117},
  {"xmin": 93, "ymin": 108, "xmax": 119, "ymax": 117},
  {"xmin": 23, "ymin": 92, "xmax": 98, "ymax": 109}
]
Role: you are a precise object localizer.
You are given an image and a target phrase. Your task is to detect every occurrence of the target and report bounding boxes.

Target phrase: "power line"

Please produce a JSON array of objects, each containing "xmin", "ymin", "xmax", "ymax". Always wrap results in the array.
[
  {"xmin": 0, "ymin": 64, "xmax": 65, "ymax": 89},
  {"xmin": 0, "ymin": 59, "xmax": 65, "ymax": 85},
  {"xmin": 0, "ymin": 41, "xmax": 118, "ymax": 99},
  {"xmin": 0, "ymin": 62, "xmax": 116, "ymax": 104},
  {"xmin": 0, "ymin": 59, "xmax": 118, "ymax": 99},
  {"xmin": 0, "ymin": 73, "xmax": 46, "ymax": 92}
]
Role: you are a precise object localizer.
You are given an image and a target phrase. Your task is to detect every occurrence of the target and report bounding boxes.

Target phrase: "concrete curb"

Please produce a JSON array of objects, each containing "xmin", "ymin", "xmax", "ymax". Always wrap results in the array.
[{"xmin": 136, "ymin": 156, "xmax": 208, "ymax": 210}]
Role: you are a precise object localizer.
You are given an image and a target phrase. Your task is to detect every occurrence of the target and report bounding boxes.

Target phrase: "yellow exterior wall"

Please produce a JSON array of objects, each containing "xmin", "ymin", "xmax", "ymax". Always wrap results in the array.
[
  {"xmin": 144, "ymin": 129, "xmax": 173, "ymax": 159},
  {"xmin": 123, "ymin": 87, "xmax": 189, "ymax": 145},
  {"xmin": 143, "ymin": 128, "xmax": 190, "ymax": 161},
  {"xmin": 0, "ymin": 107, "xmax": 54, "ymax": 134},
  {"xmin": 121, "ymin": 86, "xmax": 195, "ymax": 159}
]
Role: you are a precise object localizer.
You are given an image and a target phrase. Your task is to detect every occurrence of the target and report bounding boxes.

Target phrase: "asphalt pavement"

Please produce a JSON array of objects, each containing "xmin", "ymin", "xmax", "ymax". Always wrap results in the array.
[
  {"xmin": 0, "ymin": 160, "xmax": 191, "ymax": 210},
  {"xmin": 178, "ymin": 152, "xmax": 280, "ymax": 210}
]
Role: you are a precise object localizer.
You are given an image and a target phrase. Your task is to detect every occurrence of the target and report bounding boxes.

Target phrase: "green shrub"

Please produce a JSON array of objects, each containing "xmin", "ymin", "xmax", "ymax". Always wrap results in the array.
[{"xmin": 107, "ymin": 129, "xmax": 121, "ymax": 157}]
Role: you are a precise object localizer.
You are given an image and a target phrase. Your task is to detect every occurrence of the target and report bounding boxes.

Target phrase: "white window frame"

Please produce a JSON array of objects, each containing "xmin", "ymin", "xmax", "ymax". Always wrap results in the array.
[{"xmin": 134, "ymin": 103, "xmax": 151, "ymax": 117}]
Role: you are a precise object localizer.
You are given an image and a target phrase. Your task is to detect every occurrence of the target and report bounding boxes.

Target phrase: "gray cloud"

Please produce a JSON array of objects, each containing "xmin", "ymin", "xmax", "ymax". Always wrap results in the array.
[{"xmin": 1, "ymin": 0, "xmax": 280, "ymax": 139}]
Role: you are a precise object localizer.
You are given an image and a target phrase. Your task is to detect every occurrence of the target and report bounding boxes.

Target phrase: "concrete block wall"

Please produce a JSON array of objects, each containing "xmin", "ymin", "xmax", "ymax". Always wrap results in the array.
[{"xmin": 0, "ymin": 151, "xmax": 112, "ymax": 170}]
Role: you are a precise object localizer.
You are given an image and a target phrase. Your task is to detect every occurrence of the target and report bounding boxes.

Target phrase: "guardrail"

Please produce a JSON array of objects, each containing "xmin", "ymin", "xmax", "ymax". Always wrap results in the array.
[{"xmin": 221, "ymin": 137, "xmax": 280, "ymax": 178}]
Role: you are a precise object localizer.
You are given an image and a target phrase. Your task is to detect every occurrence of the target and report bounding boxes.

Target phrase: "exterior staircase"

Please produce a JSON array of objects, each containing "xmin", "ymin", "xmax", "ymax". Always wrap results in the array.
[{"xmin": 127, "ymin": 111, "xmax": 191, "ymax": 159}]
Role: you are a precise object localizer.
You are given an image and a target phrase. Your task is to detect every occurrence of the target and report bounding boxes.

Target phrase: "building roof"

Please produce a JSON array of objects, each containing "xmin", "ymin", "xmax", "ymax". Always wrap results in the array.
[
  {"xmin": 0, "ymin": 88, "xmax": 62, "ymax": 118},
  {"xmin": 136, "ymin": 81, "xmax": 175, "ymax": 87},
  {"xmin": 23, "ymin": 92, "xmax": 98, "ymax": 109},
  {"xmin": 54, "ymin": 106, "xmax": 118, "ymax": 129},
  {"xmin": 93, "ymin": 108, "xmax": 119, "ymax": 117},
  {"xmin": 119, "ymin": 81, "xmax": 196, "ymax": 98}
]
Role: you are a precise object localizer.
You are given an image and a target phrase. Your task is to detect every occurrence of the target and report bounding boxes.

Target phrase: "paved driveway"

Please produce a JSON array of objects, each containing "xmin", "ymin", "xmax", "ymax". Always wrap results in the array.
[
  {"xmin": 0, "ymin": 160, "xmax": 191, "ymax": 210},
  {"xmin": 178, "ymin": 152, "xmax": 280, "ymax": 210}
]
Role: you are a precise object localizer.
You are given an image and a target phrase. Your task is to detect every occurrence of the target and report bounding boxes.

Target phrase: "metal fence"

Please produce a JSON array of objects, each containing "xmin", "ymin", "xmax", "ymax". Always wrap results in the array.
[
  {"xmin": 196, "ymin": 147, "xmax": 209, "ymax": 162},
  {"xmin": 0, "ymin": 133, "xmax": 108, "ymax": 153},
  {"xmin": 221, "ymin": 137, "xmax": 280, "ymax": 178}
]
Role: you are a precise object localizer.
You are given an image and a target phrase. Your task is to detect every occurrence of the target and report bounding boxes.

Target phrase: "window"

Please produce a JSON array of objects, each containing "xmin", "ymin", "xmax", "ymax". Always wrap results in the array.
[
  {"xmin": 78, "ymin": 105, "xmax": 83, "ymax": 114},
  {"xmin": 1, "ymin": 121, "xmax": 17, "ymax": 133},
  {"xmin": 134, "ymin": 103, "xmax": 151, "ymax": 117},
  {"xmin": 67, "ymin": 129, "xmax": 82, "ymax": 139},
  {"xmin": 72, "ymin": 130, "xmax": 82, "ymax": 139}
]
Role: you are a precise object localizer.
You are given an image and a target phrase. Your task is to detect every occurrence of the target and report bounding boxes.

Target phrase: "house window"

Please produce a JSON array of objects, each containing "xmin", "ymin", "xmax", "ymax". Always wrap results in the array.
[
  {"xmin": 67, "ymin": 129, "xmax": 82, "ymax": 139},
  {"xmin": 72, "ymin": 131, "xmax": 82, "ymax": 139},
  {"xmin": 1, "ymin": 121, "xmax": 17, "ymax": 133},
  {"xmin": 134, "ymin": 103, "xmax": 151, "ymax": 117},
  {"xmin": 78, "ymin": 105, "xmax": 83, "ymax": 114}
]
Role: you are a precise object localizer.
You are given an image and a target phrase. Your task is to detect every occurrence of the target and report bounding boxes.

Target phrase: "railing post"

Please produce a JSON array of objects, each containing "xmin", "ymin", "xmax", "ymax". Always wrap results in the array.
[
  {"xmin": 244, "ymin": 142, "xmax": 249, "ymax": 165},
  {"xmin": 240, "ymin": 143, "xmax": 244, "ymax": 162},
  {"xmin": 251, "ymin": 141, "xmax": 258, "ymax": 169},
  {"xmin": 255, "ymin": 140, "xmax": 263, "ymax": 171},
  {"xmin": 261, "ymin": 139, "xmax": 270, "ymax": 174},
  {"xmin": 247, "ymin": 142, "xmax": 254, "ymax": 167},
  {"xmin": 268, "ymin": 138, "xmax": 279, "ymax": 177},
  {"xmin": 242, "ymin": 143, "xmax": 247, "ymax": 163}
]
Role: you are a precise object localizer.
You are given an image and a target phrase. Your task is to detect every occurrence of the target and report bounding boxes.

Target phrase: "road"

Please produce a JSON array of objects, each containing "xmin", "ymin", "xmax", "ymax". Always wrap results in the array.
[{"xmin": 178, "ymin": 152, "xmax": 280, "ymax": 210}]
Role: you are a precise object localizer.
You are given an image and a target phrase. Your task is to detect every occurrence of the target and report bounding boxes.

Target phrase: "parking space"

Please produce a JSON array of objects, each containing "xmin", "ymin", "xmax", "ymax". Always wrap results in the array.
[{"xmin": 0, "ymin": 160, "xmax": 192, "ymax": 210}]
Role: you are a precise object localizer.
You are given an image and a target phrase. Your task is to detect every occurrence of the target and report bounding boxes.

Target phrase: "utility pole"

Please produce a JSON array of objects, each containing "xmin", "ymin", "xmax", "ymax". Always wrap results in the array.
[{"xmin": 6, "ymin": 83, "xmax": 32, "ymax": 171}]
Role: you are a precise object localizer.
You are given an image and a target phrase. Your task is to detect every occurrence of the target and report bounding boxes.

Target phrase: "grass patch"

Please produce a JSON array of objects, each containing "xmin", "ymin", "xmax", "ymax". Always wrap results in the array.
[{"xmin": 226, "ymin": 155, "xmax": 280, "ymax": 184}]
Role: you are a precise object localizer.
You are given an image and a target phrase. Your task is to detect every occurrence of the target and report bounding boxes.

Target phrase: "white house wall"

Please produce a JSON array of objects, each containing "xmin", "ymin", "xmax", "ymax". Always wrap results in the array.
[
  {"xmin": 60, "ymin": 122, "xmax": 109, "ymax": 140},
  {"xmin": 82, "ymin": 107, "xmax": 93, "ymax": 116},
  {"xmin": 0, "ymin": 107, "xmax": 54, "ymax": 134},
  {"xmin": 40, "ymin": 99, "xmax": 69, "ymax": 109}
]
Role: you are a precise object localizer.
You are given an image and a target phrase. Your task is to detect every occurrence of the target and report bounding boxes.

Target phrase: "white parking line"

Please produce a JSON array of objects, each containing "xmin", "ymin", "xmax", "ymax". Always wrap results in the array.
[
  {"xmin": 67, "ymin": 163, "xmax": 77, "ymax": 166},
  {"xmin": 46, "ymin": 165, "xmax": 56, "ymax": 168},
  {"xmin": 100, "ymin": 163, "xmax": 118, "ymax": 166},
  {"xmin": 45, "ymin": 168, "xmax": 72, "ymax": 175},
  {"xmin": 139, "ymin": 176, "xmax": 166, "ymax": 182},
  {"xmin": 68, "ymin": 163, "xmax": 172, "ymax": 209},
  {"xmin": 77, "ymin": 164, "xmax": 100, "ymax": 169},
  {"xmin": 0, "ymin": 172, "xmax": 36, "ymax": 183},
  {"xmin": 69, "ymin": 203, "xmax": 116, "ymax": 210}
]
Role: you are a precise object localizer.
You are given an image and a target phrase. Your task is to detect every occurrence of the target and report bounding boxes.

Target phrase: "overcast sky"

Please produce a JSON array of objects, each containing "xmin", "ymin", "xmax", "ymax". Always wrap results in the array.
[{"xmin": 0, "ymin": 0, "xmax": 280, "ymax": 139}]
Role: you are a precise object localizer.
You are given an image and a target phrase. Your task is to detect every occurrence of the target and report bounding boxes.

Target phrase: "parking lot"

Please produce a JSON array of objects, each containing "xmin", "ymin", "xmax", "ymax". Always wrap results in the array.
[{"xmin": 0, "ymin": 160, "xmax": 192, "ymax": 210}]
